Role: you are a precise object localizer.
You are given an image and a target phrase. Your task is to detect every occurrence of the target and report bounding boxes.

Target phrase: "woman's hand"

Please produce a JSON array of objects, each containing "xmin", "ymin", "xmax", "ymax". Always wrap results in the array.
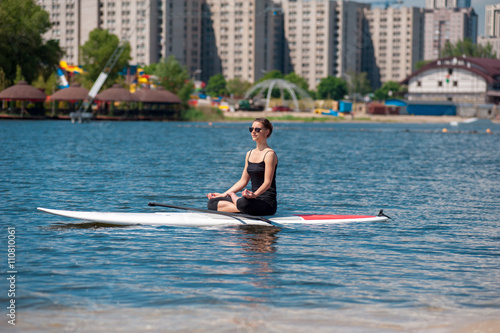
[
  {"xmin": 242, "ymin": 189, "xmax": 257, "ymax": 199},
  {"xmin": 207, "ymin": 193, "xmax": 223, "ymax": 199}
]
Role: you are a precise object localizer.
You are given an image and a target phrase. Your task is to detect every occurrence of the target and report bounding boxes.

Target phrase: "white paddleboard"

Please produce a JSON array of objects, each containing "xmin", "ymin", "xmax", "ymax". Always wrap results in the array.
[{"xmin": 37, "ymin": 207, "xmax": 389, "ymax": 227}]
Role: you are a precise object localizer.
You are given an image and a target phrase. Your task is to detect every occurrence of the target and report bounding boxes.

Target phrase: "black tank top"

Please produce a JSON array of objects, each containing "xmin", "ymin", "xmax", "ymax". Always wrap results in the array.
[{"xmin": 247, "ymin": 149, "xmax": 277, "ymax": 205}]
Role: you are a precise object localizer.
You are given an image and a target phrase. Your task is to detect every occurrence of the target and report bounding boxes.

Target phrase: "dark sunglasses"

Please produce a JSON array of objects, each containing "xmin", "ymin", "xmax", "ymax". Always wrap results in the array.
[{"xmin": 249, "ymin": 127, "xmax": 263, "ymax": 133}]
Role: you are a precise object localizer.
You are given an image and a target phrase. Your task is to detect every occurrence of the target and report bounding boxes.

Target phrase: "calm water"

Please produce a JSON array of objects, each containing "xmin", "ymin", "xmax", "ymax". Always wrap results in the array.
[{"xmin": 0, "ymin": 120, "xmax": 499, "ymax": 332}]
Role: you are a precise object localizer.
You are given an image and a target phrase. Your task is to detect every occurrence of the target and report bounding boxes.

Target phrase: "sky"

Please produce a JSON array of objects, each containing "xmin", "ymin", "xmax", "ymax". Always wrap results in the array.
[{"xmin": 355, "ymin": 0, "xmax": 498, "ymax": 36}]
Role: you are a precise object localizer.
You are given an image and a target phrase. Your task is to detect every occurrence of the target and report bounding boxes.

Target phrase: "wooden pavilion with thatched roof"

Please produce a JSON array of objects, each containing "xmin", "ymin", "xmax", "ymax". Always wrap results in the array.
[
  {"xmin": 94, "ymin": 84, "xmax": 137, "ymax": 119},
  {"xmin": 133, "ymin": 86, "xmax": 182, "ymax": 119},
  {"xmin": 0, "ymin": 81, "xmax": 47, "ymax": 117},
  {"xmin": 49, "ymin": 83, "xmax": 90, "ymax": 118}
]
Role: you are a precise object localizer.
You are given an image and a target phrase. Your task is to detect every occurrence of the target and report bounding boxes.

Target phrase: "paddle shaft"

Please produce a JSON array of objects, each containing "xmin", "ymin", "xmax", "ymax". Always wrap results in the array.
[{"xmin": 148, "ymin": 202, "xmax": 274, "ymax": 224}]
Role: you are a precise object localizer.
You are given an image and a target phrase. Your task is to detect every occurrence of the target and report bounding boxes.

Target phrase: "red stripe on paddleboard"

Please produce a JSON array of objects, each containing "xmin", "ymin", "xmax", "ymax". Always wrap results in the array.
[{"xmin": 298, "ymin": 214, "xmax": 375, "ymax": 220}]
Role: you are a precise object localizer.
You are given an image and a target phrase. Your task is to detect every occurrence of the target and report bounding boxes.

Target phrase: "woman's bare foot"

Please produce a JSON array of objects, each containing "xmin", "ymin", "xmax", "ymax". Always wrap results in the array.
[{"xmin": 228, "ymin": 191, "xmax": 240, "ymax": 205}]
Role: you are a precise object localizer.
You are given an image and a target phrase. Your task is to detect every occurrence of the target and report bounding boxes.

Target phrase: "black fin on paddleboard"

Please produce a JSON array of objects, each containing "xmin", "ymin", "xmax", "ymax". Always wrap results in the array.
[{"xmin": 378, "ymin": 210, "xmax": 392, "ymax": 220}]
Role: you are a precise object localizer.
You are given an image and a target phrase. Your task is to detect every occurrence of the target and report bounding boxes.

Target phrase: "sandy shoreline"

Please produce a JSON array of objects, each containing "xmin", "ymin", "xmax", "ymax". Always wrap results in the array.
[
  {"xmin": 223, "ymin": 111, "xmax": 500, "ymax": 124},
  {"xmin": 7, "ymin": 307, "xmax": 500, "ymax": 333}
]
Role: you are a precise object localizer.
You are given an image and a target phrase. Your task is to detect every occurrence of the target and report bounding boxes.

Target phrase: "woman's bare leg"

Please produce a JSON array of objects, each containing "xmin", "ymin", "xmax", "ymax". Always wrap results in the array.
[{"xmin": 217, "ymin": 200, "xmax": 240, "ymax": 213}]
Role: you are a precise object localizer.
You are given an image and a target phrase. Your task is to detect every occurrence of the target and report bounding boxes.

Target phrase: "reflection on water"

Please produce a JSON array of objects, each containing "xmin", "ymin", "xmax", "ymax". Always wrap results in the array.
[
  {"xmin": 232, "ymin": 226, "xmax": 281, "ymax": 331},
  {"xmin": 237, "ymin": 226, "xmax": 281, "ymax": 254},
  {"xmin": 45, "ymin": 222, "xmax": 133, "ymax": 230}
]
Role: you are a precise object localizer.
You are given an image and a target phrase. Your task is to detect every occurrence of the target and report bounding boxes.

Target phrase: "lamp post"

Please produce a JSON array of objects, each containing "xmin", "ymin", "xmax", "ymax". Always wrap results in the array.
[
  {"xmin": 342, "ymin": 73, "xmax": 352, "ymax": 100},
  {"xmin": 192, "ymin": 69, "xmax": 202, "ymax": 81}
]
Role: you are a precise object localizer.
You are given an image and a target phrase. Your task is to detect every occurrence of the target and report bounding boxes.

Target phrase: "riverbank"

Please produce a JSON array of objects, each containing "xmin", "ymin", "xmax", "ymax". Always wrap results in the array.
[
  {"xmin": 2, "ymin": 111, "xmax": 499, "ymax": 124},
  {"xmin": 222, "ymin": 111, "xmax": 500, "ymax": 124}
]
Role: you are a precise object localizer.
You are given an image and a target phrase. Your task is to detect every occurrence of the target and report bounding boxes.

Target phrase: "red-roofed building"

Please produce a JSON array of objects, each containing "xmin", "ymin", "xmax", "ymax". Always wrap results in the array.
[{"xmin": 401, "ymin": 57, "xmax": 500, "ymax": 104}]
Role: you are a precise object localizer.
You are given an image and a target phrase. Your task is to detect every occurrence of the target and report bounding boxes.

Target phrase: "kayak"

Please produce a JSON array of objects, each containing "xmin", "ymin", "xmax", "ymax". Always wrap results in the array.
[{"xmin": 37, "ymin": 207, "xmax": 390, "ymax": 227}]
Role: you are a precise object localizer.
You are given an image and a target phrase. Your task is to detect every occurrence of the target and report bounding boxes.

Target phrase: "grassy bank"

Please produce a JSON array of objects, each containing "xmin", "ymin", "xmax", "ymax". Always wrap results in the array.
[
  {"xmin": 180, "ymin": 106, "xmax": 225, "ymax": 121},
  {"xmin": 221, "ymin": 111, "xmax": 485, "ymax": 124},
  {"xmin": 222, "ymin": 115, "xmax": 348, "ymax": 122}
]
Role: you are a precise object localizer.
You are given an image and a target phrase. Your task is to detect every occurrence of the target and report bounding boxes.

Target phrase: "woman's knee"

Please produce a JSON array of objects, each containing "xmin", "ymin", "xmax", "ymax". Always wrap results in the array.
[
  {"xmin": 236, "ymin": 198, "xmax": 249, "ymax": 212},
  {"xmin": 207, "ymin": 198, "xmax": 218, "ymax": 211}
]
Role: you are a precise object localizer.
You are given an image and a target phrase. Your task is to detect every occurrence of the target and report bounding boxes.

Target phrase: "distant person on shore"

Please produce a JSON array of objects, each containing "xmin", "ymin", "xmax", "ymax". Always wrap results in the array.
[{"xmin": 206, "ymin": 118, "xmax": 278, "ymax": 216}]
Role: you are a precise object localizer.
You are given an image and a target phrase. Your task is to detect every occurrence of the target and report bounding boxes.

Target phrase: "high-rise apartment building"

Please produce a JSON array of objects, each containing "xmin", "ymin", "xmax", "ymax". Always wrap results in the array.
[
  {"xmin": 485, "ymin": 4, "xmax": 500, "ymax": 38},
  {"xmin": 335, "ymin": 1, "xmax": 371, "ymax": 82},
  {"xmin": 39, "ymin": 0, "xmax": 160, "ymax": 66},
  {"xmin": 279, "ymin": 0, "xmax": 336, "ymax": 89},
  {"xmin": 278, "ymin": 0, "xmax": 368, "ymax": 90},
  {"xmin": 423, "ymin": 7, "xmax": 477, "ymax": 60},
  {"xmin": 161, "ymin": 0, "xmax": 203, "ymax": 76},
  {"xmin": 39, "ymin": 0, "xmax": 283, "ymax": 83},
  {"xmin": 38, "ymin": 0, "xmax": 81, "ymax": 65},
  {"xmin": 479, "ymin": 4, "xmax": 500, "ymax": 60},
  {"xmin": 425, "ymin": 0, "xmax": 470, "ymax": 9},
  {"xmin": 364, "ymin": 7, "xmax": 424, "ymax": 88},
  {"xmin": 202, "ymin": 0, "xmax": 284, "ymax": 83},
  {"xmin": 41, "ymin": 0, "xmax": 430, "ymax": 89}
]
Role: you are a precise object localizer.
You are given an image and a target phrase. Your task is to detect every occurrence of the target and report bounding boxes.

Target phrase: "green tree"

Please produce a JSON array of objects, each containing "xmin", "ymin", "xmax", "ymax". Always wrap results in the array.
[
  {"xmin": 226, "ymin": 77, "xmax": 252, "ymax": 97},
  {"xmin": 0, "ymin": 0, "xmax": 63, "ymax": 83},
  {"xmin": 316, "ymin": 76, "xmax": 348, "ymax": 100},
  {"xmin": 205, "ymin": 74, "xmax": 227, "ymax": 97},
  {"xmin": 415, "ymin": 60, "xmax": 433, "ymax": 71},
  {"xmin": 374, "ymin": 81, "xmax": 406, "ymax": 101},
  {"xmin": 143, "ymin": 63, "xmax": 157, "ymax": 75},
  {"xmin": 14, "ymin": 66, "xmax": 25, "ymax": 83},
  {"xmin": 80, "ymin": 28, "xmax": 131, "ymax": 89},
  {"xmin": 440, "ymin": 38, "xmax": 498, "ymax": 59},
  {"xmin": 259, "ymin": 70, "xmax": 283, "ymax": 82},
  {"xmin": 154, "ymin": 56, "xmax": 193, "ymax": 103},
  {"xmin": 32, "ymin": 72, "xmax": 58, "ymax": 95},
  {"xmin": 350, "ymin": 72, "xmax": 372, "ymax": 97},
  {"xmin": 283, "ymin": 72, "xmax": 309, "ymax": 91},
  {"xmin": 0, "ymin": 68, "xmax": 8, "ymax": 91}
]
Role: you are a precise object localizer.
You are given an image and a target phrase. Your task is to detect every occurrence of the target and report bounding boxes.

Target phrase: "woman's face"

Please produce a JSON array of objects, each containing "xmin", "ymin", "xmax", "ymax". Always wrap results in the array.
[{"xmin": 250, "ymin": 121, "xmax": 268, "ymax": 141}]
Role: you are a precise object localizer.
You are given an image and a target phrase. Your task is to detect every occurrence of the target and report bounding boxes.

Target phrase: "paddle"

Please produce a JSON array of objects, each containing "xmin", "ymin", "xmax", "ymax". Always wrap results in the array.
[
  {"xmin": 148, "ymin": 202, "xmax": 274, "ymax": 225},
  {"xmin": 377, "ymin": 210, "xmax": 393, "ymax": 220}
]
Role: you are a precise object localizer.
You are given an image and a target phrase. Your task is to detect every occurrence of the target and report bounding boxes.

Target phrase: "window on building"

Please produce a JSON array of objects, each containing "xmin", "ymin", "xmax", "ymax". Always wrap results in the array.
[{"xmin": 438, "ymin": 81, "xmax": 443, "ymax": 87}]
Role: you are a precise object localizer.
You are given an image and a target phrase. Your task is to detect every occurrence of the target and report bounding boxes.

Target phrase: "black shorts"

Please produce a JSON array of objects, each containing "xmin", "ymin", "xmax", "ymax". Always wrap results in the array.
[{"xmin": 207, "ymin": 196, "xmax": 277, "ymax": 216}]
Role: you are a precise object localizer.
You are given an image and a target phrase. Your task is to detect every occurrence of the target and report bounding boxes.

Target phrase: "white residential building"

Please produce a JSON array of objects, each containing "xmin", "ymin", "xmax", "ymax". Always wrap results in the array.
[
  {"xmin": 39, "ymin": 0, "xmax": 413, "ymax": 89},
  {"xmin": 425, "ymin": 0, "xmax": 470, "ymax": 9},
  {"xmin": 38, "ymin": 0, "xmax": 160, "ymax": 66},
  {"xmin": 279, "ymin": 0, "xmax": 369, "ymax": 90},
  {"xmin": 280, "ymin": 0, "xmax": 336, "ymax": 90},
  {"xmin": 479, "ymin": 4, "xmax": 500, "ymax": 61},
  {"xmin": 477, "ymin": 36, "xmax": 500, "ymax": 60},
  {"xmin": 423, "ymin": 7, "xmax": 477, "ymax": 61},
  {"xmin": 161, "ymin": 0, "xmax": 203, "ymax": 76},
  {"xmin": 364, "ymin": 6, "xmax": 425, "ymax": 87},
  {"xmin": 202, "ymin": 0, "xmax": 283, "ymax": 83},
  {"xmin": 38, "ymin": 0, "xmax": 81, "ymax": 65},
  {"xmin": 485, "ymin": 4, "xmax": 500, "ymax": 38},
  {"xmin": 335, "ymin": 1, "xmax": 370, "ymax": 80}
]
